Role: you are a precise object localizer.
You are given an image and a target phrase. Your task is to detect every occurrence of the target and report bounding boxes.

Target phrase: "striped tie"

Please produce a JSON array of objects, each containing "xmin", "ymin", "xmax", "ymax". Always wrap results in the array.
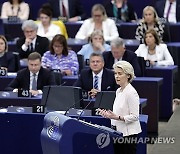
[
  {"xmin": 94, "ymin": 75, "xmax": 98, "ymax": 90},
  {"xmin": 32, "ymin": 73, "xmax": 37, "ymax": 90}
]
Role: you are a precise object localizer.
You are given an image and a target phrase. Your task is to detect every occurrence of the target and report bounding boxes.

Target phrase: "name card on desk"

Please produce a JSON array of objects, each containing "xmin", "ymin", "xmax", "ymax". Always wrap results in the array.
[
  {"xmin": 18, "ymin": 89, "xmax": 30, "ymax": 97},
  {"xmin": 0, "ymin": 68, "xmax": 7, "ymax": 76}
]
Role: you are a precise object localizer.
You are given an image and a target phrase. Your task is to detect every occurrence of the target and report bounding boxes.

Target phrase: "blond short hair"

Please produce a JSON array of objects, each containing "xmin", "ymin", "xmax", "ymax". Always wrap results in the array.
[{"xmin": 113, "ymin": 60, "xmax": 135, "ymax": 82}]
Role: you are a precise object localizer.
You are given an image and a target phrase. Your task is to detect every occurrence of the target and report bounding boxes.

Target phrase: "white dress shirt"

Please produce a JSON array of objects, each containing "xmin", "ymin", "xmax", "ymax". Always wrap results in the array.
[
  {"xmin": 164, "ymin": 0, "xmax": 177, "ymax": 23},
  {"xmin": 60, "ymin": 0, "xmax": 69, "ymax": 17},
  {"xmin": 92, "ymin": 69, "xmax": 103, "ymax": 91},
  {"xmin": 111, "ymin": 83, "xmax": 142, "ymax": 137}
]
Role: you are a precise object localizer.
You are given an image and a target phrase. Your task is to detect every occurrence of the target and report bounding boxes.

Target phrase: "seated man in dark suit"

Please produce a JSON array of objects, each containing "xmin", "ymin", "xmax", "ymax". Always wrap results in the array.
[
  {"xmin": 16, "ymin": 20, "xmax": 49, "ymax": 59},
  {"xmin": 103, "ymin": 37, "xmax": 141, "ymax": 77},
  {"xmin": 6, "ymin": 52, "xmax": 56, "ymax": 96},
  {"xmin": 155, "ymin": 0, "xmax": 180, "ymax": 23},
  {"xmin": 47, "ymin": 0, "xmax": 86, "ymax": 22},
  {"xmin": 74, "ymin": 52, "xmax": 117, "ymax": 98}
]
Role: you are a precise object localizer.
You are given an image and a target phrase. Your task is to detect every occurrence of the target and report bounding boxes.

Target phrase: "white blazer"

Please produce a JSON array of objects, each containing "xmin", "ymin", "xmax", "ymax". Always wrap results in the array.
[
  {"xmin": 75, "ymin": 18, "xmax": 119, "ymax": 41},
  {"xmin": 135, "ymin": 44, "xmax": 174, "ymax": 66},
  {"xmin": 111, "ymin": 83, "xmax": 142, "ymax": 137}
]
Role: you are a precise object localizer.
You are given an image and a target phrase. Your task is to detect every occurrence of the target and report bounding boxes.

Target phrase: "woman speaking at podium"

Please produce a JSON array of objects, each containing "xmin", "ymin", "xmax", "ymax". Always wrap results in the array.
[{"xmin": 97, "ymin": 60, "xmax": 141, "ymax": 154}]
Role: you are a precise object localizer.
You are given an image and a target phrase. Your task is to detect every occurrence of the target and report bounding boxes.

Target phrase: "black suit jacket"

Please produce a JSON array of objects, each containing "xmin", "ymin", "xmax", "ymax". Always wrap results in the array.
[
  {"xmin": 155, "ymin": 0, "xmax": 180, "ymax": 22},
  {"xmin": 103, "ymin": 50, "xmax": 141, "ymax": 77},
  {"xmin": 47, "ymin": 0, "xmax": 86, "ymax": 20},
  {"xmin": 104, "ymin": 2, "xmax": 136, "ymax": 21},
  {"xmin": 6, "ymin": 67, "xmax": 56, "ymax": 91},
  {"xmin": 73, "ymin": 68, "xmax": 118, "ymax": 91},
  {"xmin": 0, "ymin": 52, "xmax": 15, "ymax": 72},
  {"xmin": 16, "ymin": 35, "xmax": 49, "ymax": 59}
]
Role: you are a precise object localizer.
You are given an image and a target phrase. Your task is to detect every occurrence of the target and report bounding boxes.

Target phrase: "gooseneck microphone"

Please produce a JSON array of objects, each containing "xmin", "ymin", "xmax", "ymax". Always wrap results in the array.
[
  {"xmin": 77, "ymin": 98, "xmax": 93, "ymax": 120},
  {"xmin": 64, "ymin": 97, "xmax": 84, "ymax": 115}
]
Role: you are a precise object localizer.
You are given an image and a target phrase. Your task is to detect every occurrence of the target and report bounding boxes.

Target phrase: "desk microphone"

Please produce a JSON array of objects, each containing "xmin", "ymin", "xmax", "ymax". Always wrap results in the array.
[
  {"xmin": 77, "ymin": 98, "xmax": 93, "ymax": 120},
  {"xmin": 59, "ymin": 81, "xmax": 66, "ymax": 86},
  {"xmin": 64, "ymin": 97, "xmax": 84, "ymax": 115}
]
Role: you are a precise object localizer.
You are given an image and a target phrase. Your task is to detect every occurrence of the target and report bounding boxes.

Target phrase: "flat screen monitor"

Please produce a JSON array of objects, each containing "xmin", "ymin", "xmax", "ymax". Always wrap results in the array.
[
  {"xmin": 94, "ymin": 91, "xmax": 116, "ymax": 110},
  {"xmin": 41, "ymin": 86, "xmax": 82, "ymax": 111}
]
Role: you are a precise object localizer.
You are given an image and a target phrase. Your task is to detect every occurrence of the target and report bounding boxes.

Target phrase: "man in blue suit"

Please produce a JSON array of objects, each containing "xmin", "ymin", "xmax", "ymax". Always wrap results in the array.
[
  {"xmin": 47, "ymin": 0, "xmax": 86, "ymax": 22},
  {"xmin": 103, "ymin": 37, "xmax": 141, "ymax": 77},
  {"xmin": 155, "ymin": 0, "xmax": 180, "ymax": 23},
  {"xmin": 74, "ymin": 52, "xmax": 117, "ymax": 98}
]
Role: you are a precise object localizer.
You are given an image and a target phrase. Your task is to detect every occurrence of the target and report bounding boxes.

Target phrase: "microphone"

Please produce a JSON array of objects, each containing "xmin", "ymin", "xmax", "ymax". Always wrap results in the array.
[
  {"xmin": 64, "ymin": 97, "xmax": 84, "ymax": 115},
  {"xmin": 77, "ymin": 98, "xmax": 93, "ymax": 120},
  {"xmin": 59, "ymin": 81, "xmax": 66, "ymax": 86}
]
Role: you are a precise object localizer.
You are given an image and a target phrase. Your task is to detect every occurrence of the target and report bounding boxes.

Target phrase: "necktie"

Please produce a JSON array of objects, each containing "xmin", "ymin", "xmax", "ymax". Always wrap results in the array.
[
  {"xmin": 32, "ymin": 73, "xmax": 37, "ymax": 90},
  {"xmin": 94, "ymin": 75, "xmax": 98, "ymax": 90},
  {"xmin": 166, "ymin": 2, "xmax": 172, "ymax": 21},
  {"xmin": 62, "ymin": 1, "xmax": 67, "ymax": 17},
  {"xmin": 29, "ymin": 43, "xmax": 33, "ymax": 52}
]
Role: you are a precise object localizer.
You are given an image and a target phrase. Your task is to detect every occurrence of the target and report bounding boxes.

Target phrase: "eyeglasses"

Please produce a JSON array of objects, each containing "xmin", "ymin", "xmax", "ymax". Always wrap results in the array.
[
  {"xmin": 24, "ymin": 30, "xmax": 35, "ymax": 34},
  {"xmin": 53, "ymin": 45, "xmax": 63, "ymax": 48},
  {"xmin": 93, "ymin": 14, "xmax": 103, "ymax": 17}
]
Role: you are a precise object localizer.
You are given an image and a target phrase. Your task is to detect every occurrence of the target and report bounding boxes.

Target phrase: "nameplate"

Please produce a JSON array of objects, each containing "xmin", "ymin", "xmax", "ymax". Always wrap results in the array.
[
  {"xmin": 0, "ymin": 68, "xmax": 7, "ymax": 76},
  {"xmin": 8, "ymin": 16, "xmax": 20, "ymax": 23},
  {"xmin": 32, "ymin": 105, "xmax": 45, "ymax": 113},
  {"xmin": 145, "ymin": 60, "xmax": 151, "ymax": 67},
  {"xmin": 18, "ymin": 89, "xmax": 30, "ymax": 97},
  {"xmin": 85, "ymin": 59, "xmax": 90, "ymax": 66}
]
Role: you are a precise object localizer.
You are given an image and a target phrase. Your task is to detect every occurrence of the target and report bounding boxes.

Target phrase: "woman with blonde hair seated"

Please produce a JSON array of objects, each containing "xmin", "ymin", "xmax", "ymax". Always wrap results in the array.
[
  {"xmin": 75, "ymin": 4, "xmax": 119, "ymax": 42},
  {"xmin": 135, "ymin": 6, "xmax": 165, "ymax": 43},
  {"xmin": 77, "ymin": 30, "xmax": 111, "ymax": 62},
  {"xmin": 135, "ymin": 29, "xmax": 174, "ymax": 66}
]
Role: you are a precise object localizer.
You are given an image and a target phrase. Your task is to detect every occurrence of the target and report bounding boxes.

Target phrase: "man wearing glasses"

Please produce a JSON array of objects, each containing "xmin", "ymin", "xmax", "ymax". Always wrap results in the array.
[{"xmin": 16, "ymin": 20, "xmax": 49, "ymax": 59}]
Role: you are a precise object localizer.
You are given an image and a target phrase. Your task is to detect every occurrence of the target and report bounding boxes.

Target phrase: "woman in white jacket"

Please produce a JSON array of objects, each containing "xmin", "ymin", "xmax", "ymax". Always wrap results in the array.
[
  {"xmin": 75, "ymin": 4, "xmax": 119, "ymax": 42},
  {"xmin": 135, "ymin": 29, "xmax": 174, "ymax": 66},
  {"xmin": 97, "ymin": 60, "xmax": 141, "ymax": 154}
]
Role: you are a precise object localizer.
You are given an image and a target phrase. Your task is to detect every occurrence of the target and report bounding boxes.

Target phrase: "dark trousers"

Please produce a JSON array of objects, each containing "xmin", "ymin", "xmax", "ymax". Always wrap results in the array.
[{"xmin": 113, "ymin": 134, "xmax": 137, "ymax": 154}]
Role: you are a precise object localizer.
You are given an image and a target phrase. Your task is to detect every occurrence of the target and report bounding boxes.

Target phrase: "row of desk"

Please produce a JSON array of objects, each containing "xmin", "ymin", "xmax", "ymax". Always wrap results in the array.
[
  {"xmin": 2, "ymin": 20, "xmax": 180, "ymax": 42},
  {"xmin": 0, "ymin": 112, "xmax": 148, "ymax": 154}
]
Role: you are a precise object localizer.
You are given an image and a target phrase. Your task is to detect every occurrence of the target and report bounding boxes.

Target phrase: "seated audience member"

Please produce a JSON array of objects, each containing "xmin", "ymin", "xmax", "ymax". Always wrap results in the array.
[
  {"xmin": 0, "ymin": 35, "xmax": 15, "ymax": 72},
  {"xmin": 155, "ymin": 0, "xmax": 180, "ymax": 23},
  {"xmin": 77, "ymin": 30, "xmax": 111, "ymax": 63},
  {"xmin": 1, "ymin": 0, "xmax": 30, "ymax": 20},
  {"xmin": 74, "ymin": 52, "xmax": 117, "ymax": 98},
  {"xmin": 16, "ymin": 20, "xmax": 49, "ymax": 59},
  {"xmin": 46, "ymin": 0, "xmax": 86, "ymax": 22},
  {"xmin": 37, "ymin": 4, "xmax": 61, "ymax": 41},
  {"xmin": 135, "ymin": 29, "xmax": 174, "ymax": 66},
  {"xmin": 172, "ymin": 98, "xmax": 180, "ymax": 112},
  {"xmin": 6, "ymin": 52, "xmax": 56, "ymax": 96},
  {"xmin": 103, "ymin": 37, "xmax": 141, "ymax": 77},
  {"xmin": 104, "ymin": 0, "xmax": 136, "ymax": 22},
  {"xmin": 135, "ymin": 6, "xmax": 165, "ymax": 43},
  {"xmin": 42, "ymin": 34, "xmax": 79, "ymax": 76},
  {"xmin": 75, "ymin": 4, "xmax": 119, "ymax": 42}
]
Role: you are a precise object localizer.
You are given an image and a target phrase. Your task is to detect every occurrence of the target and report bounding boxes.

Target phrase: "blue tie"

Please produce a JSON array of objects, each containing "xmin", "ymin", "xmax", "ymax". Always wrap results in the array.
[{"xmin": 94, "ymin": 75, "xmax": 98, "ymax": 90}]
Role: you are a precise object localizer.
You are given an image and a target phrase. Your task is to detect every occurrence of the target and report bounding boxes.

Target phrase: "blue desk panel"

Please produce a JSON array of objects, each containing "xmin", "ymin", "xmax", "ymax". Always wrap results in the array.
[
  {"xmin": 146, "ymin": 66, "xmax": 178, "ymax": 119},
  {"xmin": 132, "ymin": 77, "xmax": 163, "ymax": 136},
  {"xmin": 0, "ymin": 112, "xmax": 148, "ymax": 154}
]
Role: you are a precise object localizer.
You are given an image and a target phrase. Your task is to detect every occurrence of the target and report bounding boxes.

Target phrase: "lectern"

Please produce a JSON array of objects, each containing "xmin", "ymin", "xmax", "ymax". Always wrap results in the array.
[{"xmin": 41, "ymin": 112, "xmax": 122, "ymax": 154}]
